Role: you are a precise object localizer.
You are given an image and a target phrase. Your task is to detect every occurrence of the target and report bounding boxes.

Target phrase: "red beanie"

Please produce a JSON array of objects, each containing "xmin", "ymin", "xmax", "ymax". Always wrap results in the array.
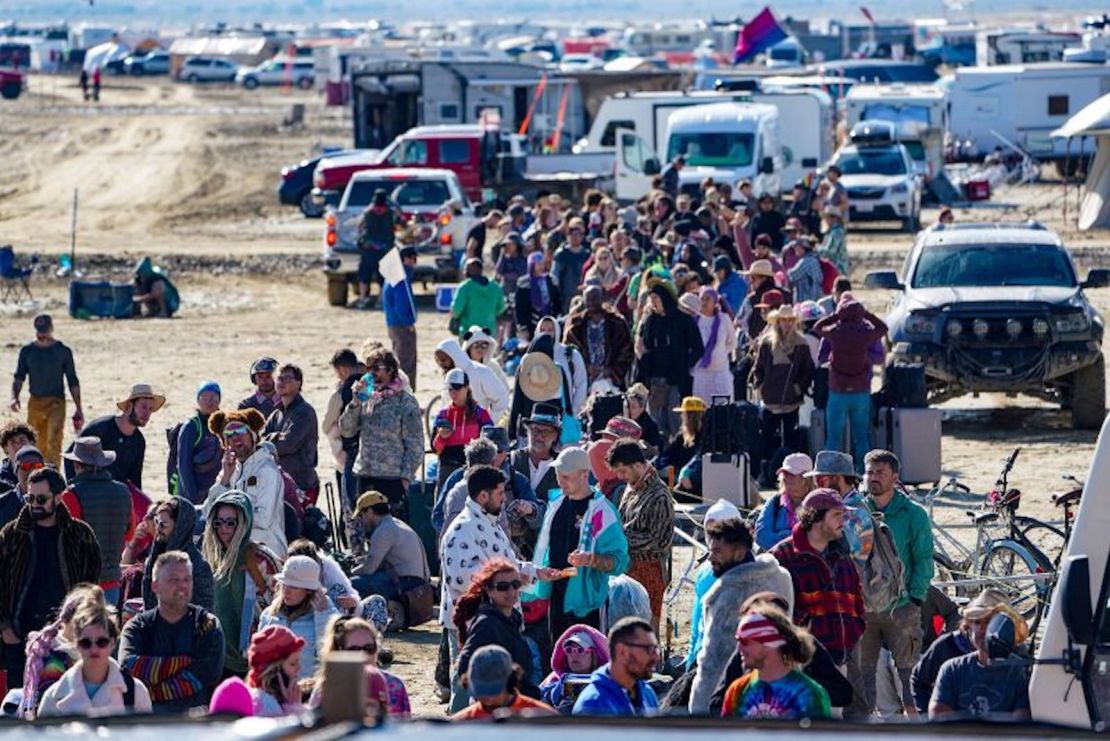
[{"xmin": 247, "ymin": 625, "xmax": 306, "ymax": 688}]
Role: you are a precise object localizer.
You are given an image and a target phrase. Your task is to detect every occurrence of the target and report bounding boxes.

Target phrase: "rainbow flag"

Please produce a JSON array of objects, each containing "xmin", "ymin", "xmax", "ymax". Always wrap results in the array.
[{"xmin": 733, "ymin": 7, "xmax": 788, "ymax": 64}]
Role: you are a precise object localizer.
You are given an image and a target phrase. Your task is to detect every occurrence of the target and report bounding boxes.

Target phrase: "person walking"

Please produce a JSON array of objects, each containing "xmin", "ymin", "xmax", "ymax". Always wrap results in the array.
[
  {"xmin": 660, "ymin": 156, "xmax": 684, "ymax": 199},
  {"xmin": 262, "ymin": 364, "xmax": 319, "ymax": 504},
  {"xmin": 572, "ymin": 617, "xmax": 660, "ymax": 716},
  {"xmin": 10, "ymin": 313, "xmax": 83, "ymax": 467},
  {"xmin": 68, "ymin": 383, "xmax": 163, "ymax": 489},
  {"xmin": 383, "ymin": 246, "xmax": 419, "ymax": 389}
]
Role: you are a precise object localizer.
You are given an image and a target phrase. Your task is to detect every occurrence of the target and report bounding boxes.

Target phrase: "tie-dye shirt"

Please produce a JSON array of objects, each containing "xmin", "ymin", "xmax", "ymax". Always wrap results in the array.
[{"xmin": 720, "ymin": 669, "xmax": 832, "ymax": 720}]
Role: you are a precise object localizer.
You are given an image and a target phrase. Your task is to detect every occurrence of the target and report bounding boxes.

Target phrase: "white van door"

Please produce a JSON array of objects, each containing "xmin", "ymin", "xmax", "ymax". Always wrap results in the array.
[{"xmin": 614, "ymin": 128, "xmax": 659, "ymax": 203}]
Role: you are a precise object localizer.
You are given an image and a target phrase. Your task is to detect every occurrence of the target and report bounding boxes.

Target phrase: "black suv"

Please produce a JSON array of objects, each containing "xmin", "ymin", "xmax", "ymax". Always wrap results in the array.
[{"xmin": 866, "ymin": 222, "xmax": 1110, "ymax": 429}]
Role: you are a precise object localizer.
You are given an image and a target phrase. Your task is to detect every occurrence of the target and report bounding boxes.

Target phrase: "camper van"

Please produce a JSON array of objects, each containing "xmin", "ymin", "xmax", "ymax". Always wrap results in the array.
[
  {"xmin": 947, "ymin": 62, "xmax": 1110, "ymax": 169},
  {"xmin": 579, "ymin": 88, "xmax": 831, "ymax": 191},
  {"xmin": 1030, "ymin": 414, "xmax": 1110, "ymax": 729},
  {"xmin": 976, "ymin": 29, "xmax": 1082, "ymax": 66},
  {"xmin": 844, "ymin": 83, "xmax": 948, "ymax": 180}
]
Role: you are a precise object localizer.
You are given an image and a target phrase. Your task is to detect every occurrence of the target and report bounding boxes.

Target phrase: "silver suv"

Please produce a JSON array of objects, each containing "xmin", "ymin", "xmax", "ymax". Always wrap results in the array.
[
  {"xmin": 236, "ymin": 59, "xmax": 315, "ymax": 89},
  {"xmin": 178, "ymin": 56, "xmax": 239, "ymax": 83},
  {"xmin": 832, "ymin": 121, "xmax": 923, "ymax": 232}
]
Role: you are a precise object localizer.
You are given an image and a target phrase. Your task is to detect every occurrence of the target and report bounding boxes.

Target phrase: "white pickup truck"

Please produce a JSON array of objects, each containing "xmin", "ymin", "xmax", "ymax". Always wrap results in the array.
[{"xmin": 322, "ymin": 168, "xmax": 477, "ymax": 306}]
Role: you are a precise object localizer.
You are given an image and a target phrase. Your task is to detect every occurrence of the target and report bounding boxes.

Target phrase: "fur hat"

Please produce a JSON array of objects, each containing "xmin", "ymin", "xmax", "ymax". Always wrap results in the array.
[{"xmin": 208, "ymin": 408, "xmax": 266, "ymax": 439}]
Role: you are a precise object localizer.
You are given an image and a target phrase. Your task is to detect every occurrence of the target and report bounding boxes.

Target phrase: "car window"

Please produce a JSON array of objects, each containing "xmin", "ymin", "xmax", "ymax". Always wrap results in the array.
[
  {"xmin": 835, "ymin": 147, "xmax": 907, "ymax": 176},
  {"xmin": 295, "ymin": 61, "xmax": 314, "ymax": 70},
  {"xmin": 910, "ymin": 243, "xmax": 1077, "ymax": 288},
  {"xmin": 190, "ymin": 59, "xmax": 211, "ymax": 68},
  {"xmin": 346, "ymin": 179, "xmax": 450, "ymax": 208},
  {"xmin": 438, "ymin": 140, "xmax": 471, "ymax": 164},
  {"xmin": 400, "ymin": 140, "xmax": 428, "ymax": 166},
  {"xmin": 667, "ymin": 131, "xmax": 754, "ymax": 167}
]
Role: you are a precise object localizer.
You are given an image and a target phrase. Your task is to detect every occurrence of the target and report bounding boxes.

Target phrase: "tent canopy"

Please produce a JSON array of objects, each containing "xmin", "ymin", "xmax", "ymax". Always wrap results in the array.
[{"xmin": 1053, "ymin": 91, "xmax": 1110, "ymax": 138}]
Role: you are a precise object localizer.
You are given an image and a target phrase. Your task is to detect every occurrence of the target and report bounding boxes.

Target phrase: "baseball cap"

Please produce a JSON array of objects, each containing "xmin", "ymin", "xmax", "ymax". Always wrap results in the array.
[
  {"xmin": 467, "ymin": 644, "xmax": 513, "ymax": 698},
  {"xmin": 355, "ymin": 491, "xmax": 389, "ymax": 515},
  {"xmin": 32, "ymin": 313, "xmax": 52, "ymax": 332},
  {"xmin": 445, "ymin": 368, "xmax": 469, "ymax": 389},
  {"xmin": 15, "ymin": 444, "xmax": 44, "ymax": 462},
  {"xmin": 777, "ymin": 453, "xmax": 813, "ymax": 477},
  {"xmin": 564, "ymin": 631, "xmax": 595, "ymax": 650},
  {"xmin": 552, "ymin": 446, "xmax": 590, "ymax": 474},
  {"xmin": 801, "ymin": 488, "xmax": 845, "ymax": 512},
  {"xmin": 712, "ymin": 255, "xmax": 733, "ymax": 272}
]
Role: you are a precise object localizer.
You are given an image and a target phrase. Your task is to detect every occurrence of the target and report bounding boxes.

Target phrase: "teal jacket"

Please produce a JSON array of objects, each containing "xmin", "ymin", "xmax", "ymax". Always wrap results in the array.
[
  {"xmin": 450, "ymin": 277, "xmax": 505, "ymax": 337},
  {"xmin": 684, "ymin": 562, "xmax": 716, "ymax": 669},
  {"xmin": 867, "ymin": 490, "xmax": 935, "ymax": 607},
  {"xmin": 525, "ymin": 487, "xmax": 629, "ymax": 616}
]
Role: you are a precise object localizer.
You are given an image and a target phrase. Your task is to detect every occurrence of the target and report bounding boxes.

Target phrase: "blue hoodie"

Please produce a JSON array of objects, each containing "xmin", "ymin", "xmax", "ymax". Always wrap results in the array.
[{"xmin": 572, "ymin": 664, "xmax": 658, "ymax": 717}]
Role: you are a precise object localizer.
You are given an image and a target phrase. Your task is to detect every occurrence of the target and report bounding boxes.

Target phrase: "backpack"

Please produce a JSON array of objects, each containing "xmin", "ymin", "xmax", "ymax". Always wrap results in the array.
[
  {"xmin": 165, "ymin": 415, "xmax": 204, "ymax": 496},
  {"xmin": 861, "ymin": 513, "xmax": 907, "ymax": 614}
]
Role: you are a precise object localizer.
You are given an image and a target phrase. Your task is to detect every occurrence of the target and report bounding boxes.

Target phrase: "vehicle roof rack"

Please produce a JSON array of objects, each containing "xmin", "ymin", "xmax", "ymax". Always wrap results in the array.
[{"xmin": 930, "ymin": 220, "xmax": 1048, "ymax": 232}]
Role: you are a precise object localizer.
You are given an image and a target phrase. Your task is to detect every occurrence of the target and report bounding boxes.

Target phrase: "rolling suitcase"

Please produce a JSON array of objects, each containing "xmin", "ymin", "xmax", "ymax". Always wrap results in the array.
[
  {"xmin": 872, "ymin": 407, "xmax": 942, "ymax": 485},
  {"xmin": 701, "ymin": 452, "xmax": 754, "ymax": 509}
]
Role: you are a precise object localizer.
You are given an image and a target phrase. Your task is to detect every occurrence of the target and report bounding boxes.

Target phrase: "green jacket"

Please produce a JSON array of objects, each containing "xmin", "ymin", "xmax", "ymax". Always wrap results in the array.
[
  {"xmin": 867, "ymin": 490, "xmax": 934, "ymax": 607},
  {"xmin": 450, "ymin": 277, "xmax": 505, "ymax": 337}
]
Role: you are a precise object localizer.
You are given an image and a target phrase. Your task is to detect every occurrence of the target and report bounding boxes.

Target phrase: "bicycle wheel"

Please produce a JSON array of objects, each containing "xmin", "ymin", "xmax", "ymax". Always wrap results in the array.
[
  {"xmin": 978, "ymin": 540, "xmax": 1048, "ymax": 620},
  {"xmin": 1014, "ymin": 515, "xmax": 1067, "ymax": 570},
  {"xmin": 424, "ymin": 392, "xmax": 443, "ymax": 446}
]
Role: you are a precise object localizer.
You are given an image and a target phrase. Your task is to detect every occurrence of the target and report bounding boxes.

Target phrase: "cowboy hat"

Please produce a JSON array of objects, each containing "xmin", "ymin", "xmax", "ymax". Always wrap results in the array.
[
  {"xmin": 766, "ymin": 305, "xmax": 798, "ymax": 323},
  {"xmin": 522, "ymin": 402, "xmax": 563, "ymax": 431},
  {"xmin": 64, "ymin": 436, "xmax": 117, "ymax": 468},
  {"xmin": 742, "ymin": 259, "xmax": 775, "ymax": 279},
  {"xmin": 116, "ymin": 383, "xmax": 166, "ymax": 412},
  {"xmin": 517, "ymin": 352, "xmax": 562, "ymax": 402},
  {"xmin": 672, "ymin": 396, "xmax": 708, "ymax": 414},
  {"xmin": 754, "ymin": 289, "xmax": 786, "ymax": 310}
]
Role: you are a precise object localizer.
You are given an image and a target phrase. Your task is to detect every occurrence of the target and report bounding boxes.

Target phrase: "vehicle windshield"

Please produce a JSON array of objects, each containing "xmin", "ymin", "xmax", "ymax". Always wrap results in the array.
[
  {"xmin": 346, "ymin": 179, "xmax": 451, "ymax": 209},
  {"xmin": 911, "ymin": 242, "xmax": 1077, "ymax": 288},
  {"xmin": 835, "ymin": 147, "xmax": 907, "ymax": 176},
  {"xmin": 666, "ymin": 131, "xmax": 754, "ymax": 168},
  {"xmin": 901, "ymin": 140, "xmax": 925, "ymax": 162}
]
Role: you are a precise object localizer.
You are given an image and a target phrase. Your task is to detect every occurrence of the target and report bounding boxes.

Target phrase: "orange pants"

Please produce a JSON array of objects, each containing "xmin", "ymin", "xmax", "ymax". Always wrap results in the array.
[
  {"xmin": 27, "ymin": 395, "xmax": 65, "ymax": 467},
  {"xmin": 627, "ymin": 558, "xmax": 666, "ymax": 629}
]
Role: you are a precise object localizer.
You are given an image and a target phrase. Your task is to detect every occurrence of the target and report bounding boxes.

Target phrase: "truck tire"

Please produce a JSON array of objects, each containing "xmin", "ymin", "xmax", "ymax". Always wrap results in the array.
[
  {"xmin": 1070, "ymin": 354, "xmax": 1106, "ymax": 430},
  {"xmin": 326, "ymin": 275, "xmax": 349, "ymax": 307},
  {"xmin": 0, "ymin": 82, "xmax": 20, "ymax": 100},
  {"xmin": 299, "ymin": 190, "xmax": 324, "ymax": 218}
]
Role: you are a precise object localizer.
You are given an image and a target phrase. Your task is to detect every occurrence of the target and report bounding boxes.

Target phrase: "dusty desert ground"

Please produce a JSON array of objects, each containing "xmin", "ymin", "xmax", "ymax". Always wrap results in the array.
[{"xmin": 2, "ymin": 74, "xmax": 1110, "ymax": 713}]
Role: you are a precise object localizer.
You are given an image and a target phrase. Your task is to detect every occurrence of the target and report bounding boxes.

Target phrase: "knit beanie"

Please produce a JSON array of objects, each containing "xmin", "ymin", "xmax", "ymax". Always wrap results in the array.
[
  {"xmin": 209, "ymin": 676, "xmax": 254, "ymax": 717},
  {"xmin": 197, "ymin": 380, "xmax": 222, "ymax": 399},
  {"xmin": 247, "ymin": 625, "xmax": 305, "ymax": 688}
]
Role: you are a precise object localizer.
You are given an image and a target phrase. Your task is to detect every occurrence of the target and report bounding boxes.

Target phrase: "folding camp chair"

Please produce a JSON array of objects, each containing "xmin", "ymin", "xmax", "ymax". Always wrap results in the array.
[{"xmin": 0, "ymin": 245, "xmax": 34, "ymax": 302}]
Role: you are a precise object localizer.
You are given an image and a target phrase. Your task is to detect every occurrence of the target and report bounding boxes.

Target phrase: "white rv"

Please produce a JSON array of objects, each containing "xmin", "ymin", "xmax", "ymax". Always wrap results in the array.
[
  {"xmin": 579, "ymin": 88, "xmax": 832, "ymax": 189},
  {"xmin": 976, "ymin": 29, "xmax": 1082, "ymax": 66},
  {"xmin": 845, "ymin": 83, "xmax": 948, "ymax": 179},
  {"xmin": 947, "ymin": 62, "xmax": 1110, "ymax": 167}
]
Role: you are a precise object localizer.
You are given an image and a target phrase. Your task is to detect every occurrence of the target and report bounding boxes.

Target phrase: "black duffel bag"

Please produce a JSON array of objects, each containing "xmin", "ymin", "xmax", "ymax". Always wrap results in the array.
[{"xmin": 883, "ymin": 363, "xmax": 927, "ymax": 408}]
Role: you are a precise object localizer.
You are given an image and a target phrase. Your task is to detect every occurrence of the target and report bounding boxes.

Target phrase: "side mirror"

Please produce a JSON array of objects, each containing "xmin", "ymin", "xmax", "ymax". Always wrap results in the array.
[
  {"xmin": 864, "ymin": 270, "xmax": 903, "ymax": 290},
  {"xmin": 1060, "ymin": 555, "xmax": 1093, "ymax": 645},
  {"xmin": 643, "ymin": 158, "xmax": 661, "ymax": 176},
  {"xmin": 1082, "ymin": 268, "xmax": 1110, "ymax": 289},
  {"xmin": 759, "ymin": 156, "xmax": 774, "ymax": 174}
]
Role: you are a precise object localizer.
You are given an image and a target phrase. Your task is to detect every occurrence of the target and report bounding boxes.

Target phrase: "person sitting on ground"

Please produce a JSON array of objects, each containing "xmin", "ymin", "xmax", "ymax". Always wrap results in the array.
[
  {"xmin": 119, "ymin": 551, "xmax": 225, "ymax": 714},
  {"xmin": 132, "ymin": 257, "xmax": 176, "ymax": 318},
  {"xmin": 258, "ymin": 555, "xmax": 340, "ymax": 681},
  {"xmin": 139, "ymin": 497, "xmax": 214, "ymax": 611},
  {"xmin": 719, "ymin": 608, "xmax": 832, "ymax": 720},
  {"xmin": 572, "ymin": 617, "xmax": 659, "ymax": 717},
  {"xmin": 246, "ymin": 625, "xmax": 306, "ymax": 717},
  {"xmin": 309, "ymin": 615, "xmax": 410, "ymax": 718},
  {"xmin": 38, "ymin": 604, "xmax": 152, "ymax": 716},
  {"xmin": 287, "ymin": 539, "xmax": 360, "ymax": 616},
  {"xmin": 350, "ymin": 491, "xmax": 430, "ymax": 604},
  {"xmin": 206, "ymin": 409, "xmax": 287, "ymax": 559},
  {"xmin": 452, "ymin": 645, "xmax": 556, "ymax": 720},
  {"xmin": 540, "ymin": 625, "xmax": 609, "ymax": 713}
]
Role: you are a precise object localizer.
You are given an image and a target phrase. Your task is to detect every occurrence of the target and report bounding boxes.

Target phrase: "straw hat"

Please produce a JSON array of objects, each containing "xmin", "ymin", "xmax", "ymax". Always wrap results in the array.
[
  {"xmin": 742, "ymin": 259, "xmax": 775, "ymax": 279},
  {"xmin": 517, "ymin": 353, "xmax": 562, "ymax": 402},
  {"xmin": 116, "ymin": 383, "xmax": 166, "ymax": 412},
  {"xmin": 766, "ymin": 305, "xmax": 798, "ymax": 323}
]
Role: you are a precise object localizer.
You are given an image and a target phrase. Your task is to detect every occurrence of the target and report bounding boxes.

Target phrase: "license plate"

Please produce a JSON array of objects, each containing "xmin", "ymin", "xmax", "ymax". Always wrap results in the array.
[{"xmin": 855, "ymin": 203, "xmax": 874, "ymax": 213}]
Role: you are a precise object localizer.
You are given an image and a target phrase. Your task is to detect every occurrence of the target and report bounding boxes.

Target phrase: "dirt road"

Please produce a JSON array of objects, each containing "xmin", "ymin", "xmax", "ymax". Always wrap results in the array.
[{"xmin": 2, "ymin": 75, "xmax": 1110, "ymax": 714}]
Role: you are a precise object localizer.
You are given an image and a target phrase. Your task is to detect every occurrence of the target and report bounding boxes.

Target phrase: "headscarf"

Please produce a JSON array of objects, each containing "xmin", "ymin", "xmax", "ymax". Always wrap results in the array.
[
  {"xmin": 697, "ymin": 287, "xmax": 723, "ymax": 368},
  {"xmin": 528, "ymin": 251, "xmax": 551, "ymax": 316}
]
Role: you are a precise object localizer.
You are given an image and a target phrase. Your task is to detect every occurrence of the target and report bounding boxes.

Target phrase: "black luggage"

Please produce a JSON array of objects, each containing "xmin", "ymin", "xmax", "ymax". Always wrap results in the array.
[
  {"xmin": 703, "ymin": 396, "xmax": 760, "ymax": 457},
  {"xmin": 882, "ymin": 363, "xmax": 927, "ymax": 408}
]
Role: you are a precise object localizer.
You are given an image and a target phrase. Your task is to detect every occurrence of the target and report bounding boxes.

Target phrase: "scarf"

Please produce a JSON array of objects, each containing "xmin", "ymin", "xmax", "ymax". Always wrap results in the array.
[
  {"xmin": 698, "ymin": 291, "xmax": 723, "ymax": 369},
  {"xmin": 529, "ymin": 256, "xmax": 552, "ymax": 316},
  {"xmin": 367, "ymin": 377, "xmax": 406, "ymax": 413}
]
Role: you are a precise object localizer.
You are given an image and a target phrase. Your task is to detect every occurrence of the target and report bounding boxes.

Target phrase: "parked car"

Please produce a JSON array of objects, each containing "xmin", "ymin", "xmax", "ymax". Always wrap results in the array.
[
  {"xmin": 278, "ymin": 148, "xmax": 362, "ymax": 218},
  {"xmin": 178, "ymin": 56, "xmax": 239, "ymax": 83},
  {"xmin": 322, "ymin": 168, "xmax": 477, "ymax": 306},
  {"xmin": 123, "ymin": 50, "xmax": 170, "ymax": 76},
  {"xmin": 830, "ymin": 121, "xmax": 922, "ymax": 231},
  {"xmin": 865, "ymin": 221, "xmax": 1110, "ymax": 429},
  {"xmin": 236, "ymin": 58, "xmax": 315, "ymax": 89}
]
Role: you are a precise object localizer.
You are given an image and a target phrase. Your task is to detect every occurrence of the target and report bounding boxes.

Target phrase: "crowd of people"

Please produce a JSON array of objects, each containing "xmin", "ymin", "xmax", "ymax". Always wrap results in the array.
[{"xmin": 0, "ymin": 178, "xmax": 1035, "ymax": 727}]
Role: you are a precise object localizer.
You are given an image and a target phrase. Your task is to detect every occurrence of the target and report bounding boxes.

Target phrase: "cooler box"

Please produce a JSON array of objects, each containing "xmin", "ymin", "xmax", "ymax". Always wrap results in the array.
[
  {"xmin": 434, "ymin": 283, "xmax": 457, "ymax": 313},
  {"xmin": 965, "ymin": 180, "xmax": 991, "ymax": 201},
  {"xmin": 69, "ymin": 281, "xmax": 133, "ymax": 319}
]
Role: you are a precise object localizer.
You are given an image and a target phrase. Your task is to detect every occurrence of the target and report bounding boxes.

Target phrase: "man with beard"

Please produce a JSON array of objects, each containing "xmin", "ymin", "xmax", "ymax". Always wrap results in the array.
[
  {"xmin": 66, "ymin": 383, "xmax": 164, "ymax": 489},
  {"xmin": 119, "ymin": 551, "xmax": 225, "ymax": 714},
  {"xmin": 510, "ymin": 404, "xmax": 561, "ymax": 501},
  {"xmin": 0, "ymin": 467, "xmax": 100, "ymax": 687},
  {"xmin": 60, "ymin": 437, "xmax": 133, "ymax": 604},
  {"xmin": 688, "ymin": 518, "xmax": 793, "ymax": 714},
  {"xmin": 0, "ymin": 444, "xmax": 45, "ymax": 530},
  {"xmin": 239, "ymin": 357, "xmax": 281, "ymax": 419},
  {"xmin": 573, "ymin": 617, "xmax": 660, "ymax": 716}
]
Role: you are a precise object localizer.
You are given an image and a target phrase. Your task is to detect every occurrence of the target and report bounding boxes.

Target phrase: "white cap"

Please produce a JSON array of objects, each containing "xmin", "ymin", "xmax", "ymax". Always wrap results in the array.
[
  {"xmin": 705, "ymin": 498, "xmax": 742, "ymax": 524},
  {"xmin": 777, "ymin": 453, "xmax": 814, "ymax": 477}
]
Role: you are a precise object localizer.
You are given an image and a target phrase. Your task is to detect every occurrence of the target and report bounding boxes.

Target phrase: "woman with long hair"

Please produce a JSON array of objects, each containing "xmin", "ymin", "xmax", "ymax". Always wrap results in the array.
[
  {"xmin": 691, "ymin": 287, "xmax": 738, "ymax": 402},
  {"xmin": 20, "ymin": 584, "xmax": 107, "ymax": 719},
  {"xmin": 584, "ymin": 246, "xmax": 620, "ymax": 293},
  {"xmin": 246, "ymin": 625, "xmax": 306, "ymax": 717},
  {"xmin": 431, "ymin": 369, "xmax": 495, "ymax": 487},
  {"xmin": 309, "ymin": 615, "xmax": 410, "ymax": 718},
  {"xmin": 258, "ymin": 556, "xmax": 339, "ymax": 681},
  {"xmin": 451, "ymin": 558, "xmax": 539, "ymax": 712},
  {"xmin": 38, "ymin": 604, "xmax": 153, "ymax": 716}
]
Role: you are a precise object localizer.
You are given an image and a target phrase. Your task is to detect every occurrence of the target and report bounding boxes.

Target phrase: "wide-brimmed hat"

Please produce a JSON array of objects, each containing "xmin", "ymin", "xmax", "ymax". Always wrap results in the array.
[
  {"xmin": 959, "ymin": 588, "xmax": 1010, "ymax": 620},
  {"xmin": 600, "ymin": 416, "xmax": 642, "ymax": 441},
  {"xmin": 518, "ymin": 352, "xmax": 562, "ymax": 402},
  {"xmin": 805, "ymin": 450, "xmax": 857, "ymax": 479},
  {"xmin": 766, "ymin": 305, "xmax": 798, "ymax": 323},
  {"xmin": 743, "ymin": 259, "xmax": 775, "ymax": 279},
  {"xmin": 116, "ymin": 383, "xmax": 166, "ymax": 412},
  {"xmin": 480, "ymin": 425, "xmax": 511, "ymax": 452},
  {"xmin": 755, "ymin": 289, "xmax": 786, "ymax": 310},
  {"xmin": 522, "ymin": 402, "xmax": 563, "ymax": 431},
  {"xmin": 275, "ymin": 555, "xmax": 322, "ymax": 591},
  {"xmin": 64, "ymin": 436, "xmax": 117, "ymax": 468},
  {"xmin": 673, "ymin": 396, "xmax": 708, "ymax": 414}
]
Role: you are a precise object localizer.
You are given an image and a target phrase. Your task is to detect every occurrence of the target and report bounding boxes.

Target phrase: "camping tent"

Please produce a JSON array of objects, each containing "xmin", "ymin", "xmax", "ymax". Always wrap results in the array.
[{"xmin": 1053, "ymin": 92, "xmax": 1110, "ymax": 230}]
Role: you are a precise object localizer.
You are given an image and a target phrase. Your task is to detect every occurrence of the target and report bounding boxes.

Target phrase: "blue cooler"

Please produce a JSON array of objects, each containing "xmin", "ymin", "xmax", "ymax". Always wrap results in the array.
[
  {"xmin": 69, "ymin": 281, "xmax": 134, "ymax": 319},
  {"xmin": 434, "ymin": 283, "xmax": 457, "ymax": 313}
]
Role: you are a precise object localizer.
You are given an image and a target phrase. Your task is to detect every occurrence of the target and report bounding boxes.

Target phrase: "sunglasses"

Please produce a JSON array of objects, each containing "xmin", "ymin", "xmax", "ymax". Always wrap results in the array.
[
  {"xmin": 345, "ymin": 643, "xmax": 378, "ymax": 655},
  {"xmin": 18, "ymin": 460, "xmax": 44, "ymax": 472},
  {"xmin": 78, "ymin": 636, "xmax": 112, "ymax": 650},
  {"xmin": 565, "ymin": 644, "xmax": 594, "ymax": 655},
  {"xmin": 27, "ymin": 494, "xmax": 52, "ymax": 506},
  {"xmin": 213, "ymin": 517, "xmax": 239, "ymax": 529},
  {"xmin": 222, "ymin": 426, "xmax": 250, "ymax": 438},
  {"xmin": 623, "ymin": 642, "xmax": 660, "ymax": 655},
  {"xmin": 490, "ymin": 580, "xmax": 523, "ymax": 592}
]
